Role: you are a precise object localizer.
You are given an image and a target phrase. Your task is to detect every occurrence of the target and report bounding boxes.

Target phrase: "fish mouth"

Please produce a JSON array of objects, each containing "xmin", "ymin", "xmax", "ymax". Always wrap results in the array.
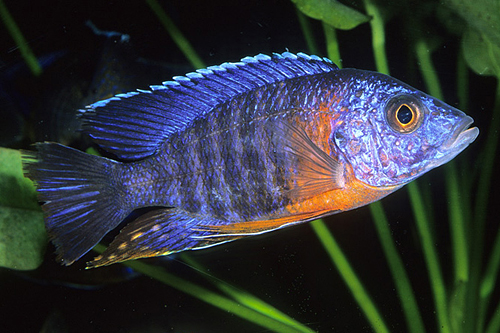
[{"xmin": 428, "ymin": 116, "xmax": 479, "ymax": 169}]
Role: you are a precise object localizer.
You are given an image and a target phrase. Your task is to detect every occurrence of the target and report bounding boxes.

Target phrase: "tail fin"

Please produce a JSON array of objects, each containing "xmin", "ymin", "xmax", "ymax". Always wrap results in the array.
[{"xmin": 22, "ymin": 143, "xmax": 129, "ymax": 265}]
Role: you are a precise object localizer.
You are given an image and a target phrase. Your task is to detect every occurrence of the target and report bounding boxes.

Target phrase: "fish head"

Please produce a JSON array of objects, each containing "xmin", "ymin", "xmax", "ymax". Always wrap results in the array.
[{"xmin": 332, "ymin": 70, "xmax": 479, "ymax": 188}]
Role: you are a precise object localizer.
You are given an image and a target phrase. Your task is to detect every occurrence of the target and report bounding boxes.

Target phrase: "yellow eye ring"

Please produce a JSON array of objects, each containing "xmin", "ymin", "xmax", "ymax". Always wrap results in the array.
[{"xmin": 385, "ymin": 95, "xmax": 425, "ymax": 133}]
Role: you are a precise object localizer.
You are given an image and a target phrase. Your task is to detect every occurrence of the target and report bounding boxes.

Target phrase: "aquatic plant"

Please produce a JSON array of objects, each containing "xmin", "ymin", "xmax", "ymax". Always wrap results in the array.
[{"xmin": 1, "ymin": 0, "xmax": 499, "ymax": 331}]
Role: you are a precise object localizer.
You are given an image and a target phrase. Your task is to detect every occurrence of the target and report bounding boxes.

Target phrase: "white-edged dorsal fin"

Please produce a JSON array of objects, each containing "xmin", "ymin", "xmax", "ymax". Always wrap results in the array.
[{"xmin": 81, "ymin": 52, "xmax": 338, "ymax": 159}]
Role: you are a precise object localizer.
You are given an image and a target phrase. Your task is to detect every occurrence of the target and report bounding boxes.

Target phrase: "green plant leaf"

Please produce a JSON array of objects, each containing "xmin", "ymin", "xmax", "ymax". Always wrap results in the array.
[
  {"xmin": 462, "ymin": 27, "xmax": 500, "ymax": 76},
  {"xmin": 443, "ymin": 0, "xmax": 500, "ymax": 76},
  {"xmin": 291, "ymin": 0, "xmax": 370, "ymax": 30},
  {"xmin": 444, "ymin": 0, "xmax": 500, "ymax": 48},
  {"xmin": 0, "ymin": 147, "xmax": 46, "ymax": 270},
  {"xmin": 448, "ymin": 280, "xmax": 467, "ymax": 333}
]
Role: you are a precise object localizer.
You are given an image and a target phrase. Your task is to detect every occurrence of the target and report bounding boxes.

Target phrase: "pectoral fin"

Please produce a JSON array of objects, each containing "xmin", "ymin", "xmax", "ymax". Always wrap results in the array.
[{"xmin": 271, "ymin": 120, "xmax": 345, "ymax": 200}]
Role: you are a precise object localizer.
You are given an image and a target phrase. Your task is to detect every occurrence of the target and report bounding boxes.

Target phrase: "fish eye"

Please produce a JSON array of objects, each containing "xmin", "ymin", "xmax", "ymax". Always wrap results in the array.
[
  {"xmin": 397, "ymin": 104, "xmax": 413, "ymax": 124},
  {"xmin": 385, "ymin": 95, "xmax": 425, "ymax": 133}
]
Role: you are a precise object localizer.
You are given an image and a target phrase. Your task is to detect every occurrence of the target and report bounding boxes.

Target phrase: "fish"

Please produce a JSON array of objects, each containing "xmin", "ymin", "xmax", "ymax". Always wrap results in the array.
[{"xmin": 22, "ymin": 52, "xmax": 479, "ymax": 268}]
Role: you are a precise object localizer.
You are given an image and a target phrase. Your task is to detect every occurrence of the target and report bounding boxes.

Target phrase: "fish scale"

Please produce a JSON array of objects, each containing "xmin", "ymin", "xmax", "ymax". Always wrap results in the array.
[
  {"xmin": 22, "ymin": 52, "xmax": 478, "ymax": 267},
  {"xmin": 183, "ymin": 110, "xmax": 280, "ymax": 219},
  {"xmin": 135, "ymin": 82, "xmax": 305, "ymax": 220},
  {"xmin": 152, "ymin": 106, "xmax": 328, "ymax": 219}
]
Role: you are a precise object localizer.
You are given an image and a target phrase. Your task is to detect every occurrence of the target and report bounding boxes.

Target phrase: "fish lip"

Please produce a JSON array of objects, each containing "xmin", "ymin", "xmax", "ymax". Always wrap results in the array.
[
  {"xmin": 442, "ymin": 116, "xmax": 478, "ymax": 150},
  {"xmin": 428, "ymin": 116, "xmax": 479, "ymax": 169}
]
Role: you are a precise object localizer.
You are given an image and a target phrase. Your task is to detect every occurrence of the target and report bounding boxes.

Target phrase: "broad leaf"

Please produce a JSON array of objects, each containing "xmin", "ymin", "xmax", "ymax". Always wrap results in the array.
[
  {"xmin": 462, "ymin": 27, "xmax": 500, "ymax": 77},
  {"xmin": 444, "ymin": 0, "xmax": 500, "ymax": 76},
  {"xmin": 0, "ymin": 147, "xmax": 46, "ymax": 270},
  {"xmin": 292, "ymin": 0, "xmax": 370, "ymax": 30}
]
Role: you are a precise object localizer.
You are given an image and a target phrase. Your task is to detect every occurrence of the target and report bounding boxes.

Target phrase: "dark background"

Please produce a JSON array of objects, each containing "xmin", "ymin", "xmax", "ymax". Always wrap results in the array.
[{"xmin": 0, "ymin": 0, "xmax": 496, "ymax": 332}]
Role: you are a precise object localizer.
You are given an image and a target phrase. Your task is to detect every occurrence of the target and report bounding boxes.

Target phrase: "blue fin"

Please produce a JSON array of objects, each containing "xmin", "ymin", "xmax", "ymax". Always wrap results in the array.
[
  {"xmin": 22, "ymin": 143, "xmax": 129, "ymax": 265},
  {"xmin": 81, "ymin": 52, "xmax": 338, "ymax": 160},
  {"xmin": 88, "ymin": 208, "xmax": 240, "ymax": 267}
]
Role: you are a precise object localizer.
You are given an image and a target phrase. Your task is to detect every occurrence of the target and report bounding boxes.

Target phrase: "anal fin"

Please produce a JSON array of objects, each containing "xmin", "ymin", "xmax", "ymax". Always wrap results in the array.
[
  {"xmin": 88, "ymin": 208, "xmax": 238, "ymax": 268},
  {"xmin": 193, "ymin": 210, "xmax": 330, "ymax": 237},
  {"xmin": 89, "ymin": 209, "xmax": 333, "ymax": 268}
]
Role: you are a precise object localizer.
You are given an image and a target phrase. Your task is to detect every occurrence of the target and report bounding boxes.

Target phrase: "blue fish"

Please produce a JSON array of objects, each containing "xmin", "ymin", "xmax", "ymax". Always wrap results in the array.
[{"xmin": 23, "ymin": 52, "xmax": 479, "ymax": 267}]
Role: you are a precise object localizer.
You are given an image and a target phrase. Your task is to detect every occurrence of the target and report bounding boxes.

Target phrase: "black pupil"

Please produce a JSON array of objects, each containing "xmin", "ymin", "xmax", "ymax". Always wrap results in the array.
[{"xmin": 397, "ymin": 105, "xmax": 413, "ymax": 124}]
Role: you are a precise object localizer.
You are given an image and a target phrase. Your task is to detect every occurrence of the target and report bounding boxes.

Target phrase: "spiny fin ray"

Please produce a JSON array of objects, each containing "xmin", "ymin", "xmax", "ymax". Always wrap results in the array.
[
  {"xmin": 81, "ymin": 52, "xmax": 338, "ymax": 160},
  {"xmin": 88, "ymin": 207, "xmax": 333, "ymax": 267},
  {"xmin": 88, "ymin": 208, "xmax": 237, "ymax": 267}
]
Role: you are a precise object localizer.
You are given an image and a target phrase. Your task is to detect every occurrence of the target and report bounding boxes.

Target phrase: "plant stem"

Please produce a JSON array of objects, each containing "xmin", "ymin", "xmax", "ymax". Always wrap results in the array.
[
  {"xmin": 407, "ymin": 182, "xmax": 450, "ymax": 333},
  {"xmin": 475, "ymin": 79, "xmax": 500, "ymax": 286},
  {"xmin": 0, "ymin": 0, "xmax": 41, "ymax": 76},
  {"xmin": 363, "ymin": 0, "xmax": 388, "ymax": 75},
  {"xmin": 179, "ymin": 254, "xmax": 315, "ymax": 333},
  {"xmin": 322, "ymin": 23, "xmax": 341, "ymax": 67},
  {"xmin": 311, "ymin": 220, "xmax": 390, "ymax": 333},
  {"xmin": 370, "ymin": 202, "xmax": 426, "ymax": 333},
  {"xmin": 296, "ymin": 9, "xmax": 319, "ymax": 56},
  {"xmin": 92, "ymin": 244, "xmax": 311, "ymax": 333},
  {"xmin": 414, "ymin": 39, "xmax": 443, "ymax": 99},
  {"xmin": 485, "ymin": 297, "xmax": 500, "ymax": 333},
  {"xmin": 476, "ymin": 79, "xmax": 500, "ymax": 332},
  {"xmin": 445, "ymin": 164, "xmax": 469, "ymax": 283},
  {"xmin": 145, "ymin": 0, "xmax": 205, "ymax": 69}
]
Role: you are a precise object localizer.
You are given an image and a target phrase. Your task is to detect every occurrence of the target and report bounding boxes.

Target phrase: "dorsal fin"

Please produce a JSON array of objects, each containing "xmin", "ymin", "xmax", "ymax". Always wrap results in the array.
[{"xmin": 80, "ymin": 52, "xmax": 338, "ymax": 159}]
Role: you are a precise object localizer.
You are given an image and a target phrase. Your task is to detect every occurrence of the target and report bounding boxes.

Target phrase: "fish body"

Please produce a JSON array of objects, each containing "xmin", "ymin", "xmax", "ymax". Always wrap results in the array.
[{"xmin": 23, "ymin": 52, "xmax": 478, "ymax": 267}]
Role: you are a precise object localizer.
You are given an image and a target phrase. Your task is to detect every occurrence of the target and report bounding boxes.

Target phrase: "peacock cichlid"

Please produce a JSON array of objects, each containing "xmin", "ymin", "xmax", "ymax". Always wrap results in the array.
[{"xmin": 22, "ymin": 52, "xmax": 479, "ymax": 268}]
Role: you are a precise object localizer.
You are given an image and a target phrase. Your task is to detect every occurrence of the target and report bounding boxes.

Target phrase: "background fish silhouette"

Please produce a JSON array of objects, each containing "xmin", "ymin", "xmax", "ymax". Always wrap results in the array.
[{"xmin": 23, "ymin": 52, "xmax": 479, "ymax": 267}]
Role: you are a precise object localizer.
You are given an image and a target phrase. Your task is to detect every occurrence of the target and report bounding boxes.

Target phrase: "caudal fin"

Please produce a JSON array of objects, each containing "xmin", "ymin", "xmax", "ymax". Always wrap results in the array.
[{"xmin": 22, "ymin": 143, "xmax": 129, "ymax": 265}]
